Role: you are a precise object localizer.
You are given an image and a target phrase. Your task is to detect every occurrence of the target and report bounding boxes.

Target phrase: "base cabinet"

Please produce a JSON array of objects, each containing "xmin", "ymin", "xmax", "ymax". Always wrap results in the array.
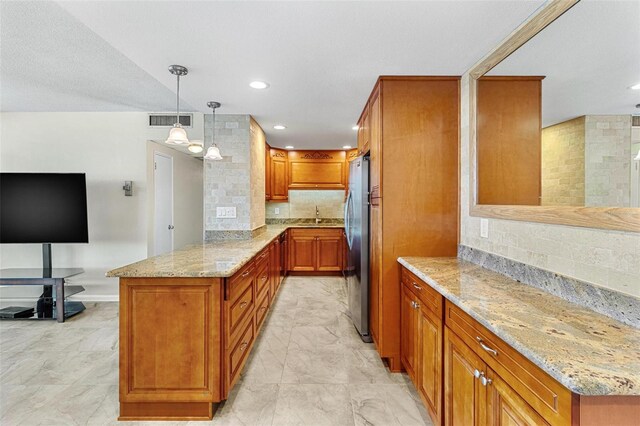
[{"xmin": 288, "ymin": 228, "xmax": 343, "ymax": 272}]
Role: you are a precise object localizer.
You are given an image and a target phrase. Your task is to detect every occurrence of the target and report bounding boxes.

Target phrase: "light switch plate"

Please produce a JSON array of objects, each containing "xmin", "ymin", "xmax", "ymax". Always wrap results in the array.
[
  {"xmin": 480, "ymin": 218, "xmax": 489, "ymax": 238},
  {"xmin": 274, "ymin": 207, "xmax": 280, "ymax": 215},
  {"xmin": 216, "ymin": 207, "xmax": 225, "ymax": 218},
  {"xmin": 225, "ymin": 207, "xmax": 237, "ymax": 218}
]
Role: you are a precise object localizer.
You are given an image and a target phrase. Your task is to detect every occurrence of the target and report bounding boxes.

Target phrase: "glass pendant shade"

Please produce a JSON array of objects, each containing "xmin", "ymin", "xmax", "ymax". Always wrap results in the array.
[
  {"xmin": 187, "ymin": 142, "xmax": 203, "ymax": 153},
  {"xmin": 204, "ymin": 145, "xmax": 223, "ymax": 160},
  {"xmin": 166, "ymin": 124, "xmax": 189, "ymax": 145}
]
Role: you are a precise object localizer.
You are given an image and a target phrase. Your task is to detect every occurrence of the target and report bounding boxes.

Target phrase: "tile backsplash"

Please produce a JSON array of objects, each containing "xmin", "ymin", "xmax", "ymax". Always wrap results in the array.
[{"xmin": 266, "ymin": 190, "xmax": 345, "ymax": 219}]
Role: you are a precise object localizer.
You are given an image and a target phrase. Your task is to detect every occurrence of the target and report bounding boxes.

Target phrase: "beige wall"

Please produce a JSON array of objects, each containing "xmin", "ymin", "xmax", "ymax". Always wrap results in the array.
[
  {"xmin": 461, "ymin": 75, "xmax": 640, "ymax": 297},
  {"xmin": 266, "ymin": 190, "xmax": 345, "ymax": 219},
  {"xmin": 541, "ymin": 117, "xmax": 585, "ymax": 206}
]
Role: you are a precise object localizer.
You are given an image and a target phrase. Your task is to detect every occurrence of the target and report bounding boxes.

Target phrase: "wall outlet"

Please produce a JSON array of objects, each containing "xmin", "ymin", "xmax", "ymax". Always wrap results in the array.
[
  {"xmin": 216, "ymin": 207, "xmax": 237, "ymax": 218},
  {"xmin": 480, "ymin": 218, "xmax": 489, "ymax": 238},
  {"xmin": 274, "ymin": 207, "xmax": 280, "ymax": 215}
]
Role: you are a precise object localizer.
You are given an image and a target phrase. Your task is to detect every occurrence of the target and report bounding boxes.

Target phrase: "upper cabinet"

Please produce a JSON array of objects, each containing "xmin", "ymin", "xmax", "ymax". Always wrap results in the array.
[
  {"xmin": 288, "ymin": 150, "xmax": 347, "ymax": 190},
  {"xmin": 477, "ymin": 76, "xmax": 543, "ymax": 206},
  {"xmin": 270, "ymin": 147, "xmax": 289, "ymax": 201},
  {"xmin": 357, "ymin": 104, "xmax": 371, "ymax": 155}
]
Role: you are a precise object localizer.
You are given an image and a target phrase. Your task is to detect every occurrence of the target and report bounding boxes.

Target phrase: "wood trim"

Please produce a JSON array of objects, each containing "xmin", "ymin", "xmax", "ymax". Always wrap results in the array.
[
  {"xmin": 469, "ymin": 0, "xmax": 579, "ymax": 79},
  {"xmin": 467, "ymin": 0, "xmax": 640, "ymax": 233}
]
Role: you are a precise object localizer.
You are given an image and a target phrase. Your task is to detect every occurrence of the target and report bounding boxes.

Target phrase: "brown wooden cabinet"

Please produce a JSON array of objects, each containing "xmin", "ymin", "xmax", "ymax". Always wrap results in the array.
[
  {"xmin": 287, "ymin": 150, "xmax": 346, "ymax": 190},
  {"xmin": 364, "ymin": 77, "xmax": 460, "ymax": 372},
  {"xmin": 401, "ymin": 285, "xmax": 419, "ymax": 381},
  {"xmin": 357, "ymin": 104, "xmax": 370, "ymax": 154},
  {"xmin": 477, "ymin": 76, "xmax": 543, "ymax": 206},
  {"xmin": 345, "ymin": 148, "xmax": 359, "ymax": 197},
  {"xmin": 270, "ymin": 148, "xmax": 288, "ymax": 201},
  {"xmin": 288, "ymin": 228, "xmax": 343, "ymax": 272},
  {"xmin": 444, "ymin": 327, "xmax": 487, "ymax": 426}
]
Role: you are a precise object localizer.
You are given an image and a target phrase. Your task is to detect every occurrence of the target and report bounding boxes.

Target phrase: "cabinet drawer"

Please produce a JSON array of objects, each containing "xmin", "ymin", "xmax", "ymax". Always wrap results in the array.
[
  {"xmin": 402, "ymin": 267, "xmax": 443, "ymax": 317},
  {"xmin": 289, "ymin": 228, "xmax": 343, "ymax": 238},
  {"xmin": 255, "ymin": 257, "xmax": 270, "ymax": 301},
  {"xmin": 445, "ymin": 301, "xmax": 572, "ymax": 426},
  {"xmin": 255, "ymin": 248, "xmax": 270, "ymax": 264},
  {"xmin": 227, "ymin": 283, "xmax": 254, "ymax": 345},
  {"xmin": 227, "ymin": 317, "xmax": 255, "ymax": 389},
  {"xmin": 255, "ymin": 289, "xmax": 270, "ymax": 332},
  {"xmin": 228, "ymin": 262, "xmax": 255, "ymax": 303}
]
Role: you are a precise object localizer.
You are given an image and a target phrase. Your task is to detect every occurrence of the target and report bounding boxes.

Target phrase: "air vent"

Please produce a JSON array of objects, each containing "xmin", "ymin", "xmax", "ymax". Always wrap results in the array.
[
  {"xmin": 149, "ymin": 114, "xmax": 192, "ymax": 127},
  {"xmin": 632, "ymin": 115, "xmax": 640, "ymax": 127}
]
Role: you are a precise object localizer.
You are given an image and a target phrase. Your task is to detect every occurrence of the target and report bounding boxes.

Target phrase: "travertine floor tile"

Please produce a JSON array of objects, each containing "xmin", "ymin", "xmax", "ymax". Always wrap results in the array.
[{"xmin": 0, "ymin": 276, "xmax": 429, "ymax": 425}]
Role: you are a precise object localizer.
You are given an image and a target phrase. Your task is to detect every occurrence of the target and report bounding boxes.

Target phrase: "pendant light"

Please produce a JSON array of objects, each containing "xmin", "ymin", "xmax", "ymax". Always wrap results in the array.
[
  {"xmin": 204, "ymin": 101, "xmax": 223, "ymax": 160},
  {"xmin": 165, "ymin": 65, "xmax": 190, "ymax": 145}
]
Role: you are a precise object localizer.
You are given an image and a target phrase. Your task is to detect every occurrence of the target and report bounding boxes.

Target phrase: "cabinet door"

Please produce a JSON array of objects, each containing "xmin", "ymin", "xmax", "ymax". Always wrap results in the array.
[
  {"xmin": 271, "ymin": 149, "xmax": 288, "ymax": 201},
  {"xmin": 361, "ymin": 106, "xmax": 371, "ymax": 154},
  {"xmin": 369, "ymin": 203, "xmax": 381, "ymax": 345},
  {"xmin": 445, "ymin": 327, "xmax": 487, "ymax": 426},
  {"xmin": 265, "ymin": 143, "xmax": 271, "ymax": 200},
  {"xmin": 418, "ymin": 303, "xmax": 443, "ymax": 425},
  {"xmin": 289, "ymin": 235, "xmax": 316, "ymax": 271},
  {"xmin": 316, "ymin": 235, "xmax": 343, "ymax": 271},
  {"xmin": 369, "ymin": 86, "xmax": 382, "ymax": 199},
  {"xmin": 401, "ymin": 285, "xmax": 418, "ymax": 381},
  {"xmin": 487, "ymin": 369, "xmax": 550, "ymax": 426},
  {"xmin": 287, "ymin": 151, "xmax": 346, "ymax": 190}
]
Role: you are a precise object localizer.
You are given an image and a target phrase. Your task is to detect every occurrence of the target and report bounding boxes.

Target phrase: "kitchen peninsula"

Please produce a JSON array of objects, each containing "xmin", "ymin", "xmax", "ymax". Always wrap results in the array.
[{"xmin": 107, "ymin": 223, "xmax": 344, "ymax": 421}]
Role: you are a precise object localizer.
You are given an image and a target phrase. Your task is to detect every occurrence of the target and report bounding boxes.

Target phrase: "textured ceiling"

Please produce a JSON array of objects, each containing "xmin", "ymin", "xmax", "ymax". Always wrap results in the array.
[
  {"xmin": 2, "ymin": 1, "xmax": 545, "ymax": 149},
  {"xmin": 489, "ymin": 0, "xmax": 640, "ymax": 127}
]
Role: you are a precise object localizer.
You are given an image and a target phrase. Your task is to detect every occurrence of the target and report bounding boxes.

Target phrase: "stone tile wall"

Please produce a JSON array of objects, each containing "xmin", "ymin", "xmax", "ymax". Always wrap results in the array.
[
  {"xmin": 541, "ymin": 116, "xmax": 585, "ymax": 206},
  {"xmin": 461, "ymin": 75, "xmax": 640, "ymax": 297},
  {"xmin": 204, "ymin": 114, "xmax": 265, "ymax": 235},
  {"xmin": 266, "ymin": 190, "xmax": 345, "ymax": 219},
  {"xmin": 585, "ymin": 115, "xmax": 632, "ymax": 207}
]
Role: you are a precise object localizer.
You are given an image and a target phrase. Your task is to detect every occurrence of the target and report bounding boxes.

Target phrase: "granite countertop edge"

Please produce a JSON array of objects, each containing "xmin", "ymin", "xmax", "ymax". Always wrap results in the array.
[
  {"xmin": 397, "ymin": 256, "xmax": 638, "ymax": 397},
  {"xmin": 106, "ymin": 224, "xmax": 344, "ymax": 279}
]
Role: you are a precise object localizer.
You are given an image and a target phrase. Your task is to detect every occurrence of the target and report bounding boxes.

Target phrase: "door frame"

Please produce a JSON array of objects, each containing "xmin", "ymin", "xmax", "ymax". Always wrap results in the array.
[{"xmin": 153, "ymin": 151, "xmax": 174, "ymax": 256}]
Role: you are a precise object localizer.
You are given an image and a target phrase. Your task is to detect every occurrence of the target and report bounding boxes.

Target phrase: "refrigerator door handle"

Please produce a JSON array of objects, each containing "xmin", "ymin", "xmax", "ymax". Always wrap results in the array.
[{"xmin": 344, "ymin": 190, "xmax": 354, "ymax": 250}]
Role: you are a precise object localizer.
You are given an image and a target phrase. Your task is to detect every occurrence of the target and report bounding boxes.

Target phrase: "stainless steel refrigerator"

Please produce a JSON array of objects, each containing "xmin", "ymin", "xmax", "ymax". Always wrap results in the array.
[{"xmin": 344, "ymin": 155, "xmax": 372, "ymax": 342}]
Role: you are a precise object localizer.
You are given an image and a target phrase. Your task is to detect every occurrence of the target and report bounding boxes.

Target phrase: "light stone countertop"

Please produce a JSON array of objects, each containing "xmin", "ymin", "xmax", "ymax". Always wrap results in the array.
[
  {"xmin": 106, "ymin": 224, "xmax": 344, "ymax": 278},
  {"xmin": 398, "ymin": 256, "xmax": 640, "ymax": 396}
]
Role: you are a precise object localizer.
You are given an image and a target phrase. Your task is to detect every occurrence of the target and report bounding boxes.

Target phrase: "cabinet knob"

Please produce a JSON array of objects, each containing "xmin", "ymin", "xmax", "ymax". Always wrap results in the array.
[
  {"xmin": 480, "ymin": 376, "xmax": 492, "ymax": 386},
  {"xmin": 240, "ymin": 302, "xmax": 248, "ymax": 309}
]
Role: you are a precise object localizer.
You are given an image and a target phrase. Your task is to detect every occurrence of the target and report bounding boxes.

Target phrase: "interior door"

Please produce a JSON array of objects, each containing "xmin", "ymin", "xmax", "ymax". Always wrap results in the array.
[{"xmin": 154, "ymin": 152, "xmax": 173, "ymax": 255}]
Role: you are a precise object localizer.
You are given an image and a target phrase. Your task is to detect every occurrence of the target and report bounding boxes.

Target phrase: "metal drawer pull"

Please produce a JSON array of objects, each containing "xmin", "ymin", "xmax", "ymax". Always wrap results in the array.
[
  {"xmin": 240, "ymin": 342, "xmax": 248, "ymax": 351},
  {"xmin": 242, "ymin": 270, "xmax": 251, "ymax": 277},
  {"xmin": 476, "ymin": 337, "xmax": 498, "ymax": 356},
  {"xmin": 239, "ymin": 302, "xmax": 248, "ymax": 309},
  {"xmin": 412, "ymin": 283, "xmax": 422, "ymax": 291}
]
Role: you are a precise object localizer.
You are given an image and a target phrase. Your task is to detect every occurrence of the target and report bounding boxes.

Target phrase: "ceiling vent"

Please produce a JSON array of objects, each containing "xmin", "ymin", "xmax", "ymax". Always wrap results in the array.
[
  {"xmin": 632, "ymin": 115, "xmax": 640, "ymax": 127},
  {"xmin": 148, "ymin": 114, "xmax": 192, "ymax": 128}
]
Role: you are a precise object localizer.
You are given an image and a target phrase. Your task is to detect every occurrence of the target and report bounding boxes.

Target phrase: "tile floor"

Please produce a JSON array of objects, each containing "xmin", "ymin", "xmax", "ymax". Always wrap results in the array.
[{"xmin": 0, "ymin": 276, "xmax": 432, "ymax": 425}]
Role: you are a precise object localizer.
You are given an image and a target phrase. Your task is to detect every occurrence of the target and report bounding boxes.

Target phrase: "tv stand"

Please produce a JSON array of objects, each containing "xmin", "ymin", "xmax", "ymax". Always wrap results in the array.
[{"xmin": 0, "ymin": 268, "xmax": 85, "ymax": 322}]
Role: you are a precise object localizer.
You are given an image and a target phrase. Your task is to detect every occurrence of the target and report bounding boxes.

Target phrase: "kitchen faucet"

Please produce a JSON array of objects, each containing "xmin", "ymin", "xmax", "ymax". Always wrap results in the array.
[{"xmin": 315, "ymin": 205, "xmax": 321, "ymax": 224}]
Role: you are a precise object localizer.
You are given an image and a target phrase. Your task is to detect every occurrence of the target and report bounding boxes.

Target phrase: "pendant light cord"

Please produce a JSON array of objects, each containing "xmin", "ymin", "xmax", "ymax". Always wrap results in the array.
[{"xmin": 176, "ymin": 74, "xmax": 180, "ymax": 126}]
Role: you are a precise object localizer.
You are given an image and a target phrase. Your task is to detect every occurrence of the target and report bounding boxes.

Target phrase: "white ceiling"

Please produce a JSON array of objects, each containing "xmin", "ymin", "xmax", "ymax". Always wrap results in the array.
[
  {"xmin": 488, "ymin": 0, "xmax": 640, "ymax": 128},
  {"xmin": 1, "ymin": 1, "xmax": 546, "ymax": 149}
]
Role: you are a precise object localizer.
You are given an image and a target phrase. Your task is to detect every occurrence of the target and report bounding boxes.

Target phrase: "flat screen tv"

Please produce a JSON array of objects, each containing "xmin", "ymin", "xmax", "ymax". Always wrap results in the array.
[{"xmin": 0, "ymin": 173, "xmax": 89, "ymax": 244}]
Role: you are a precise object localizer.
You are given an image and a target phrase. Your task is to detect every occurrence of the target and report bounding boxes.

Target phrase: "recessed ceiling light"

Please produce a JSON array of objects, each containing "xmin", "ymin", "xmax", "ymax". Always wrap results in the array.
[
  {"xmin": 273, "ymin": 125, "xmax": 286, "ymax": 130},
  {"xmin": 250, "ymin": 81, "xmax": 269, "ymax": 89},
  {"xmin": 352, "ymin": 126, "xmax": 359, "ymax": 131},
  {"xmin": 285, "ymin": 145, "xmax": 294, "ymax": 149},
  {"xmin": 630, "ymin": 82, "xmax": 640, "ymax": 90},
  {"xmin": 343, "ymin": 145, "xmax": 352, "ymax": 149}
]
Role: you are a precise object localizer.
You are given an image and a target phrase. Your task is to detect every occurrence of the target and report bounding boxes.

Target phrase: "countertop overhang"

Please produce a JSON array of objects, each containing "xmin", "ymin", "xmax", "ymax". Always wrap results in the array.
[
  {"xmin": 107, "ymin": 224, "xmax": 344, "ymax": 278},
  {"xmin": 398, "ymin": 256, "xmax": 640, "ymax": 396}
]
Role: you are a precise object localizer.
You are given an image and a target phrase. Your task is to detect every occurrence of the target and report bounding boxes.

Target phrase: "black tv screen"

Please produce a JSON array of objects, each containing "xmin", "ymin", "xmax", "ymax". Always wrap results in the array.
[{"xmin": 0, "ymin": 173, "xmax": 89, "ymax": 244}]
